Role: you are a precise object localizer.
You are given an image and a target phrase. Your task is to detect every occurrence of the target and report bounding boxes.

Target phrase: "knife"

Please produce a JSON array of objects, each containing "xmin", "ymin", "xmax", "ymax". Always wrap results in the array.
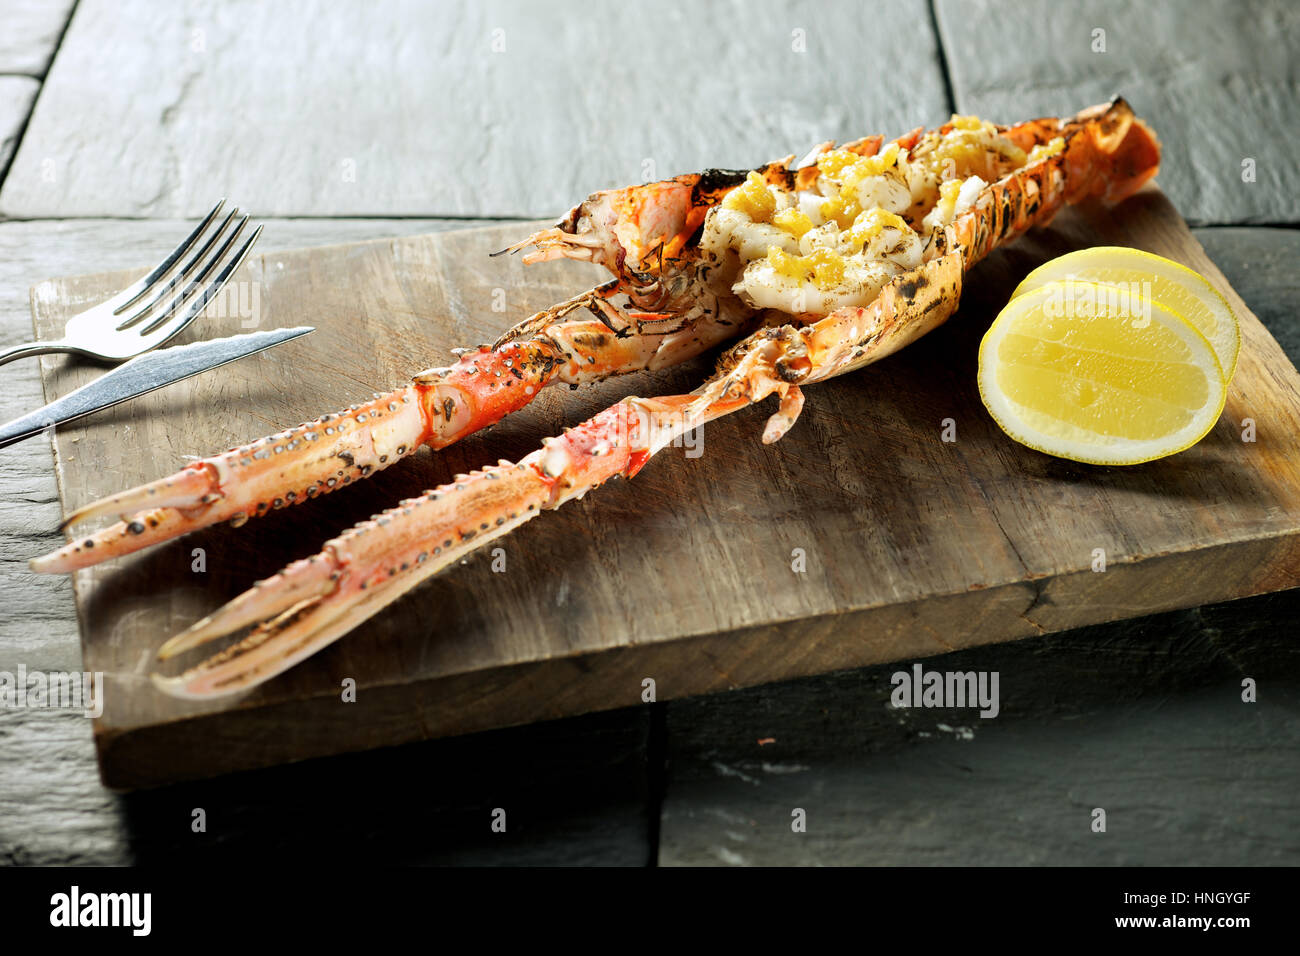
[{"xmin": 0, "ymin": 326, "xmax": 314, "ymax": 450}]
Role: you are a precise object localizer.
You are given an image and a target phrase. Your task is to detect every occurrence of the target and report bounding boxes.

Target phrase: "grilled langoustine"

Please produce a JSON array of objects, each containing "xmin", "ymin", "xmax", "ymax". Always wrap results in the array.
[{"xmin": 34, "ymin": 98, "xmax": 1160, "ymax": 698}]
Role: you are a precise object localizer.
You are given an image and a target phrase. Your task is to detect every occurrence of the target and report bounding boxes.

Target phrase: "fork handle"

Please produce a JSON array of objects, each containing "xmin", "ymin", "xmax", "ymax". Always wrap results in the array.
[{"xmin": 0, "ymin": 340, "xmax": 75, "ymax": 369}]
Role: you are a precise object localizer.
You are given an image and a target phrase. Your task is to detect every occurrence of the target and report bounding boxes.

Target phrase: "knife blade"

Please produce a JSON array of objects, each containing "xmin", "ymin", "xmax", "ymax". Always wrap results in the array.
[{"xmin": 0, "ymin": 326, "xmax": 314, "ymax": 450}]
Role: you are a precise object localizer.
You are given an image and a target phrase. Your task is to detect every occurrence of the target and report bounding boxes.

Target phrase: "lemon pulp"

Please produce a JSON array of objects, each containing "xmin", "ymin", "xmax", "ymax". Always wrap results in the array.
[
  {"xmin": 978, "ymin": 280, "xmax": 1226, "ymax": 465},
  {"xmin": 1012, "ymin": 246, "xmax": 1240, "ymax": 381}
]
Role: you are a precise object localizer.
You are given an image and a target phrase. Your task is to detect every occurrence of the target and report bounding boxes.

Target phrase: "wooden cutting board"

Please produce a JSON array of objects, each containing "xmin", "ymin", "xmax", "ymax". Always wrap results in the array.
[{"xmin": 32, "ymin": 186, "xmax": 1300, "ymax": 789}]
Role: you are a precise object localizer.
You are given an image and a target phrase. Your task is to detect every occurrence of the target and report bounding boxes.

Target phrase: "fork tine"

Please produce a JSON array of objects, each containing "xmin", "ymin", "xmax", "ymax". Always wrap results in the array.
[
  {"xmin": 136, "ymin": 213, "xmax": 249, "ymax": 337},
  {"xmin": 139, "ymin": 222, "xmax": 263, "ymax": 341},
  {"xmin": 115, "ymin": 207, "xmax": 240, "ymax": 331},
  {"xmin": 112, "ymin": 199, "xmax": 226, "ymax": 316}
]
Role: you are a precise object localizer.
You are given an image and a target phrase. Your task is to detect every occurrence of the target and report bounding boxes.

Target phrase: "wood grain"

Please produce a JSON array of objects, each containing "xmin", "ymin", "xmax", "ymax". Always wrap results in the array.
[
  {"xmin": 31, "ymin": 187, "xmax": 1300, "ymax": 789},
  {"xmin": 0, "ymin": 77, "xmax": 39, "ymax": 177}
]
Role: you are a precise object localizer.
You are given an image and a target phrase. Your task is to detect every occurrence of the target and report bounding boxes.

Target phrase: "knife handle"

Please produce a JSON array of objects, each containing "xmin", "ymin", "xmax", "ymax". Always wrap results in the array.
[
  {"xmin": 0, "ymin": 353, "xmax": 150, "ymax": 449},
  {"xmin": 0, "ymin": 326, "xmax": 315, "ymax": 451},
  {"xmin": 0, "ymin": 406, "xmax": 61, "ymax": 449}
]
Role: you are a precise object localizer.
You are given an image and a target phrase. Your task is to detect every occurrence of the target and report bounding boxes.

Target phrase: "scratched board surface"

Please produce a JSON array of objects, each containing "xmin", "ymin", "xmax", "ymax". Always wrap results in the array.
[{"xmin": 31, "ymin": 187, "xmax": 1300, "ymax": 788}]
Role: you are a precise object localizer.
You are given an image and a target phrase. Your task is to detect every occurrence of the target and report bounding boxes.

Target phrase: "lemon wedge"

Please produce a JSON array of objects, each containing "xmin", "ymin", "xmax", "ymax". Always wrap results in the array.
[
  {"xmin": 1011, "ymin": 246, "xmax": 1240, "ymax": 381},
  {"xmin": 978, "ymin": 281, "xmax": 1226, "ymax": 465}
]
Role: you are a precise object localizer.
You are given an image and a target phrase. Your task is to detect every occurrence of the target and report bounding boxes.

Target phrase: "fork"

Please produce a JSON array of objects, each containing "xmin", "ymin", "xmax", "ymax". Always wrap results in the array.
[{"xmin": 0, "ymin": 199, "xmax": 264, "ymax": 368}]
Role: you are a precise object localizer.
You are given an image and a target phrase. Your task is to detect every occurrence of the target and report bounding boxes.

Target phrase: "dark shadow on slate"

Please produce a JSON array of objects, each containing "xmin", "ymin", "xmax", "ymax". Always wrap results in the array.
[
  {"xmin": 117, "ymin": 706, "xmax": 651, "ymax": 866},
  {"xmin": 659, "ymin": 588, "xmax": 1300, "ymax": 866}
]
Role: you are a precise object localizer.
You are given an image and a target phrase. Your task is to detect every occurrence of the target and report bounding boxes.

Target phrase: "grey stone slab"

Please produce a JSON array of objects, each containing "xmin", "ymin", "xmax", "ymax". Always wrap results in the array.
[
  {"xmin": 934, "ymin": 0, "xmax": 1300, "ymax": 226},
  {"xmin": 0, "ymin": 0, "xmax": 76, "ymax": 76},
  {"xmin": 1194, "ymin": 227, "xmax": 1300, "ymax": 365},
  {"xmin": 0, "ymin": 0, "xmax": 951, "ymax": 218},
  {"xmin": 659, "ymin": 590, "xmax": 1300, "ymax": 866},
  {"xmin": 0, "ymin": 217, "xmax": 651, "ymax": 867},
  {"xmin": 0, "ymin": 76, "xmax": 39, "ymax": 177}
]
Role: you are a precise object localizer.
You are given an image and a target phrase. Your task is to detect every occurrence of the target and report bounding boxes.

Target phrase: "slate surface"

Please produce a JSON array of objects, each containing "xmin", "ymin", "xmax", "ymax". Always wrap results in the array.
[
  {"xmin": 0, "ymin": 0, "xmax": 1297, "ymax": 866},
  {"xmin": 0, "ymin": 0, "xmax": 76, "ymax": 76},
  {"xmin": 934, "ymin": 0, "xmax": 1300, "ymax": 226},
  {"xmin": 0, "ymin": 77, "xmax": 39, "ymax": 177},
  {"xmin": 0, "ymin": 0, "xmax": 951, "ymax": 218},
  {"xmin": 659, "ymin": 589, "xmax": 1300, "ymax": 866},
  {"xmin": 2, "ymin": 704, "xmax": 652, "ymax": 866},
  {"xmin": 1196, "ymin": 228, "xmax": 1300, "ymax": 361}
]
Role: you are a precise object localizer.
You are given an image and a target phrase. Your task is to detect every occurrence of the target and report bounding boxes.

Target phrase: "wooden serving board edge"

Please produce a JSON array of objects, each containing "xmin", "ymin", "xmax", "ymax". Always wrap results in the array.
[{"xmin": 94, "ymin": 532, "xmax": 1300, "ymax": 789}]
